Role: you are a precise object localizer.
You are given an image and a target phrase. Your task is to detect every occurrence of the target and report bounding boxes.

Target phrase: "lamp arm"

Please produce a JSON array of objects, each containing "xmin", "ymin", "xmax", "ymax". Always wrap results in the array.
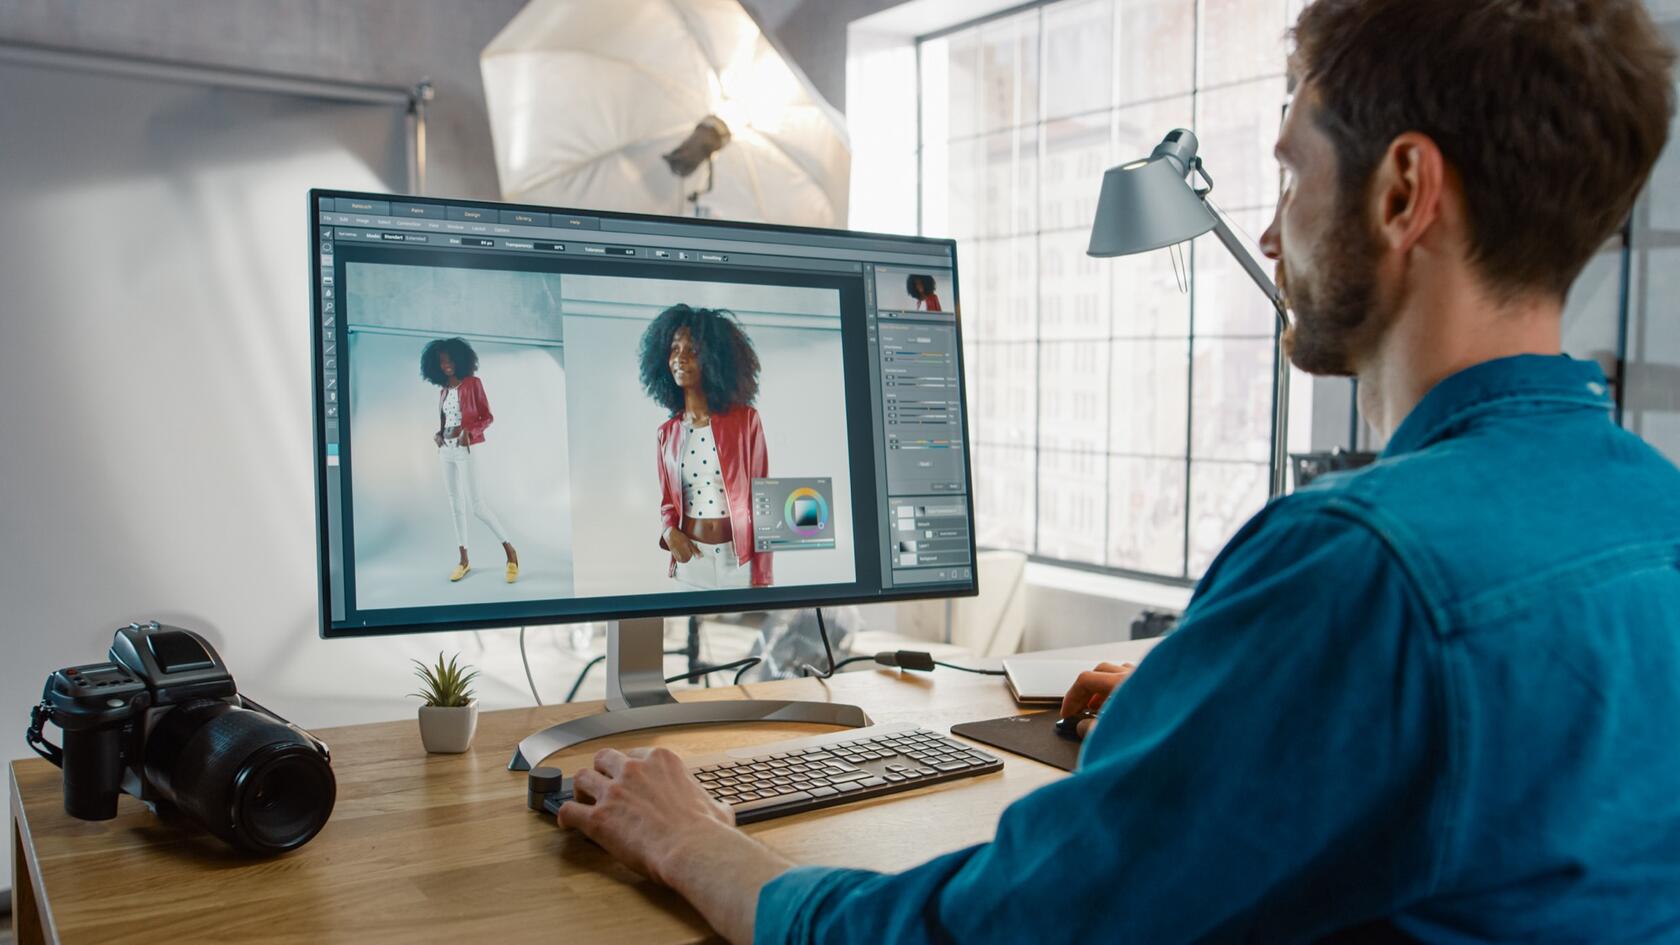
[
  {"xmin": 1206, "ymin": 209, "xmax": 1288, "ymax": 334},
  {"xmin": 1203, "ymin": 200, "xmax": 1292, "ymax": 499}
]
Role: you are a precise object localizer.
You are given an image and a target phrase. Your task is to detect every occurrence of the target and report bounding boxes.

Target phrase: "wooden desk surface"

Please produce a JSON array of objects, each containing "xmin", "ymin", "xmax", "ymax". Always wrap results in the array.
[{"xmin": 10, "ymin": 669, "xmax": 1065, "ymax": 945}]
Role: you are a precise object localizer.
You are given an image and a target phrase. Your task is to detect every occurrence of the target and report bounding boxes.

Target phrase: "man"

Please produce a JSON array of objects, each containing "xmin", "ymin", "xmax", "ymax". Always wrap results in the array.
[{"xmin": 556, "ymin": 1, "xmax": 1680, "ymax": 940}]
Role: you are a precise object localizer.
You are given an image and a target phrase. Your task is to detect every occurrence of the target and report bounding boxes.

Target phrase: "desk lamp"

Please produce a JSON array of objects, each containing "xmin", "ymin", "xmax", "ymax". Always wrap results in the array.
[{"xmin": 1088, "ymin": 129, "xmax": 1293, "ymax": 497}]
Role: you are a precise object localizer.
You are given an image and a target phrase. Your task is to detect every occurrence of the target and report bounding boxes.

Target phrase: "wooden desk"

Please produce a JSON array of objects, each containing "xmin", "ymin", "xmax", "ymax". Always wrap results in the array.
[{"xmin": 10, "ymin": 669, "xmax": 1067, "ymax": 945}]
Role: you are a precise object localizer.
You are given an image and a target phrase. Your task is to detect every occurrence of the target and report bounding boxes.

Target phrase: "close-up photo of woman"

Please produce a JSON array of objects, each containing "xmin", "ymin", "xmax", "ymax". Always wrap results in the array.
[
  {"xmin": 420, "ymin": 336, "xmax": 520, "ymax": 585},
  {"xmin": 639, "ymin": 304, "xmax": 773, "ymax": 589},
  {"xmin": 907, "ymin": 273, "xmax": 942, "ymax": 312}
]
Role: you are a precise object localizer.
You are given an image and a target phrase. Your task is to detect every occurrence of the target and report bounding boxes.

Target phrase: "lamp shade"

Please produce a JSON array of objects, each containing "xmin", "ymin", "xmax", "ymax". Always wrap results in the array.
[{"xmin": 1087, "ymin": 143, "xmax": 1217, "ymax": 257}]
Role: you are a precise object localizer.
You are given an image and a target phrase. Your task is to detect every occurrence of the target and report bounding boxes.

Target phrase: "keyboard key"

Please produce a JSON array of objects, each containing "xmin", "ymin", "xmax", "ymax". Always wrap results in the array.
[
  {"xmin": 935, "ymin": 761, "xmax": 966, "ymax": 772},
  {"xmin": 918, "ymin": 767, "xmax": 938, "ymax": 776},
  {"xmin": 829, "ymin": 771, "xmax": 871, "ymax": 783},
  {"xmin": 884, "ymin": 773, "xmax": 905, "ymax": 782},
  {"xmin": 733, "ymin": 791, "xmax": 813, "ymax": 815},
  {"xmin": 808, "ymin": 786, "xmax": 839, "ymax": 798},
  {"xmin": 834, "ymin": 781, "xmax": 864, "ymax": 793}
]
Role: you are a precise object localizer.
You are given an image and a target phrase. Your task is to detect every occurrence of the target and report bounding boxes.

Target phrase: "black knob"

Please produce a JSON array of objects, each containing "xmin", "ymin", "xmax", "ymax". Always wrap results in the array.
[
  {"xmin": 527, "ymin": 765, "xmax": 565, "ymax": 812},
  {"xmin": 528, "ymin": 766, "xmax": 564, "ymax": 794}
]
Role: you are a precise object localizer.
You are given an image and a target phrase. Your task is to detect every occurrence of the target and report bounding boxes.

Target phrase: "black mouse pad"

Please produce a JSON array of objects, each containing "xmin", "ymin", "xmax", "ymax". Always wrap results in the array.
[{"xmin": 951, "ymin": 711, "xmax": 1081, "ymax": 772}]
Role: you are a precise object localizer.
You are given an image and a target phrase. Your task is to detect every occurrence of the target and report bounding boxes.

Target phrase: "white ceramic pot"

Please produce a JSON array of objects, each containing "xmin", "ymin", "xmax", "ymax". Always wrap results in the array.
[{"xmin": 418, "ymin": 700, "xmax": 478, "ymax": 753}]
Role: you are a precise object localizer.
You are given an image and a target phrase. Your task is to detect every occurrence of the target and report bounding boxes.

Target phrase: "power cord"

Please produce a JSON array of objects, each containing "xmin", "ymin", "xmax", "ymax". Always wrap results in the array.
[
  {"xmin": 564, "ymin": 655, "xmax": 606, "ymax": 703},
  {"xmin": 519, "ymin": 626, "xmax": 543, "ymax": 705},
  {"xmin": 832, "ymin": 650, "xmax": 1007, "ymax": 676},
  {"xmin": 665, "ymin": 656, "xmax": 761, "ymax": 685},
  {"xmin": 798, "ymin": 607, "xmax": 839, "ymax": 679}
]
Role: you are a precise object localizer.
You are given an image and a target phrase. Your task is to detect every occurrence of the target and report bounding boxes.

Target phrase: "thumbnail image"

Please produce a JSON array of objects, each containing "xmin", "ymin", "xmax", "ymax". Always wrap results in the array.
[
  {"xmin": 561, "ymin": 273, "xmax": 858, "ymax": 597},
  {"xmin": 874, "ymin": 265, "xmax": 951, "ymax": 313},
  {"xmin": 344, "ymin": 262, "xmax": 575, "ymax": 610}
]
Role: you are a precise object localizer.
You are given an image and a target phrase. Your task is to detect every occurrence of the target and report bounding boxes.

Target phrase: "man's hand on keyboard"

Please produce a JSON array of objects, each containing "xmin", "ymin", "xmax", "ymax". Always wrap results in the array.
[
  {"xmin": 1058, "ymin": 661, "xmax": 1136, "ymax": 739},
  {"xmin": 559, "ymin": 746, "xmax": 735, "ymax": 885}
]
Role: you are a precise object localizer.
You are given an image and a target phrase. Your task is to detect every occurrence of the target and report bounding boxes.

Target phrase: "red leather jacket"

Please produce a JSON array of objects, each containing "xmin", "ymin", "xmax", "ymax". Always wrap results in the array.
[
  {"xmin": 656, "ymin": 405, "xmax": 772, "ymax": 586},
  {"xmin": 440, "ymin": 376, "xmax": 492, "ymax": 445}
]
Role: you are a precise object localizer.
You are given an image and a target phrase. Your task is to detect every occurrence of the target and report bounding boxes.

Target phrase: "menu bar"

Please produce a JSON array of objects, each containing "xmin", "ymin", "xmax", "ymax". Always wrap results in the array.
[
  {"xmin": 319, "ymin": 203, "xmax": 946, "ymax": 267},
  {"xmin": 327, "ymin": 226, "xmax": 860, "ymax": 273}
]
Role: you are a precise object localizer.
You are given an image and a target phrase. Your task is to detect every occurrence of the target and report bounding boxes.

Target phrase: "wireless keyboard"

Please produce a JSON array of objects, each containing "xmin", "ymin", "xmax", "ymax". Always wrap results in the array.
[{"xmin": 526, "ymin": 722, "xmax": 1004, "ymax": 824}]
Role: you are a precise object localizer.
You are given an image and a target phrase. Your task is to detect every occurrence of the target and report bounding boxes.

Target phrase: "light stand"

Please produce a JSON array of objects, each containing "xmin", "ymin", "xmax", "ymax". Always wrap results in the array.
[
  {"xmin": 1089, "ymin": 129, "xmax": 1292, "ymax": 497},
  {"xmin": 508, "ymin": 616, "xmax": 869, "ymax": 771}
]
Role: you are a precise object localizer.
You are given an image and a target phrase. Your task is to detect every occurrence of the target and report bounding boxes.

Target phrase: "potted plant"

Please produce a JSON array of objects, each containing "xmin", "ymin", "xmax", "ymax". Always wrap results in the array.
[{"xmin": 411, "ymin": 652, "xmax": 480, "ymax": 753}]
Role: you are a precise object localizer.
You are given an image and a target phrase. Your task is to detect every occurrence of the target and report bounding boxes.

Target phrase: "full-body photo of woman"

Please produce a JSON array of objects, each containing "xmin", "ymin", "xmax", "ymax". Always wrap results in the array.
[
  {"xmin": 639, "ymin": 305, "xmax": 773, "ymax": 589},
  {"xmin": 420, "ymin": 337, "xmax": 519, "ymax": 584}
]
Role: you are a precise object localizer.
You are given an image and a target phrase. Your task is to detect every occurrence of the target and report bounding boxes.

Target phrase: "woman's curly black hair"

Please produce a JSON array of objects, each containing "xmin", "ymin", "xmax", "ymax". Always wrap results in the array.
[
  {"xmin": 419, "ymin": 337, "xmax": 479, "ymax": 387},
  {"xmin": 906, "ymin": 273, "xmax": 937, "ymax": 300},
  {"xmin": 638, "ymin": 304, "xmax": 760, "ymax": 415}
]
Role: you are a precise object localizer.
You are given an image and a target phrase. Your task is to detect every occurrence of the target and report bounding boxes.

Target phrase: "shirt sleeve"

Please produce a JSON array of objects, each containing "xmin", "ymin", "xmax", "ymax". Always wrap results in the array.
[{"xmin": 754, "ymin": 503, "xmax": 1449, "ymax": 945}]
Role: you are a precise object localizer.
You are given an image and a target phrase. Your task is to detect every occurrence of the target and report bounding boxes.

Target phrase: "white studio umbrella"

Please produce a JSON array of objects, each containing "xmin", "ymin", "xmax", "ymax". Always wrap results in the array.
[{"xmin": 481, "ymin": 0, "xmax": 851, "ymax": 227}]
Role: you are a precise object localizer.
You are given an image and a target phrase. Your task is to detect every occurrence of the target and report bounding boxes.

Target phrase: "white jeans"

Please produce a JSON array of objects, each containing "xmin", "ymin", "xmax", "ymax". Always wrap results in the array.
[
  {"xmin": 674, "ymin": 539, "xmax": 750, "ymax": 589},
  {"xmin": 438, "ymin": 442, "xmax": 508, "ymax": 551}
]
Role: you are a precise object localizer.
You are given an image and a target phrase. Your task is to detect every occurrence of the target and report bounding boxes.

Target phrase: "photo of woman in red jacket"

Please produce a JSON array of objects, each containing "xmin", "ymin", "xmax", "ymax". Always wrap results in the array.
[
  {"xmin": 638, "ymin": 305, "xmax": 772, "ymax": 588},
  {"xmin": 420, "ymin": 337, "xmax": 520, "ymax": 584}
]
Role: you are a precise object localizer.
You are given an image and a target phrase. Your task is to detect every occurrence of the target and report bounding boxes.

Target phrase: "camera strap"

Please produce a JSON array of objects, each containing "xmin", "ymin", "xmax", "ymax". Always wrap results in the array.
[{"xmin": 26, "ymin": 700, "xmax": 64, "ymax": 766}]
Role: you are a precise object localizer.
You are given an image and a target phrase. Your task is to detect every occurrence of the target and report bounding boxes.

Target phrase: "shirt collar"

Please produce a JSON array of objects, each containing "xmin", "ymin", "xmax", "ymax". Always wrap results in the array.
[{"xmin": 1382, "ymin": 354, "xmax": 1613, "ymax": 458}]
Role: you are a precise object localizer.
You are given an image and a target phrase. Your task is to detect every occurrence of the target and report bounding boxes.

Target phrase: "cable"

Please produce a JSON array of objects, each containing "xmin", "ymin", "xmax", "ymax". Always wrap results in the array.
[
  {"xmin": 834, "ymin": 650, "xmax": 1009, "ymax": 676},
  {"xmin": 733, "ymin": 661, "xmax": 757, "ymax": 685},
  {"xmin": 665, "ymin": 656, "xmax": 760, "ymax": 685},
  {"xmin": 519, "ymin": 626, "xmax": 543, "ymax": 706},
  {"xmin": 798, "ymin": 607, "xmax": 839, "ymax": 680},
  {"xmin": 564, "ymin": 654, "xmax": 606, "ymax": 703},
  {"xmin": 933, "ymin": 660, "xmax": 1007, "ymax": 676}
]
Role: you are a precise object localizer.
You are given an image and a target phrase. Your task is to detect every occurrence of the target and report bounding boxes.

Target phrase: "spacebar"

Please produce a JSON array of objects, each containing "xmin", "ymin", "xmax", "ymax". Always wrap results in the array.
[{"xmin": 733, "ymin": 790, "xmax": 814, "ymax": 815}]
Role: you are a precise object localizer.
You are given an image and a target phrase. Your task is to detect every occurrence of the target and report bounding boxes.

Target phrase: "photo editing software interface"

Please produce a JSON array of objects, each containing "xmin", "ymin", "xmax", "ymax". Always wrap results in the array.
[{"xmin": 311, "ymin": 192, "xmax": 974, "ymax": 635}]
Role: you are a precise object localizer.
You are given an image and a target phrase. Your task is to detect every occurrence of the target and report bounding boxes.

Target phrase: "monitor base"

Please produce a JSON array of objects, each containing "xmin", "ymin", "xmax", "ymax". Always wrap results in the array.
[
  {"xmin": 508, "ymin": 616, "xmax": 871, "ymax": 771},
  {"xmin": 509, "ymin": 699, "xmax": 870, "ymax": 770}
]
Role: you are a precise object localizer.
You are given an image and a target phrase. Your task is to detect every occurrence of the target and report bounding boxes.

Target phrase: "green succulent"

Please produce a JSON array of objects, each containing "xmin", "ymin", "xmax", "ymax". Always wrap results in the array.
[{"xmin": 409, "ymin": 652, "xmax": 479, "ymax": 708}]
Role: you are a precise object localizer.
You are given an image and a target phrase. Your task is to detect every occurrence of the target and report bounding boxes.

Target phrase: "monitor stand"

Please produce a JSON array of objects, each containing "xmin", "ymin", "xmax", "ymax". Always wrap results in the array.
[{"xmin": 508, "ymin": 616, "xmax": 871, "ymax": 770}]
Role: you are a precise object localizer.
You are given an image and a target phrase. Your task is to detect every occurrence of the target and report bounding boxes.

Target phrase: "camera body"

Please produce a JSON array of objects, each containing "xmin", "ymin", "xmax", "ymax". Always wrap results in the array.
[{"xmin": 28, "ymin": 621, "xmax": 336, "ymax": 855}]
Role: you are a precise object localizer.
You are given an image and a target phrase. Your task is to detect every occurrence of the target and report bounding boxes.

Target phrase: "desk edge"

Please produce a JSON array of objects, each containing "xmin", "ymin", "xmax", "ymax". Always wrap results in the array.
[{"xmin": 11, "ymin": 761, "xmax": 62, "ymax": 945}]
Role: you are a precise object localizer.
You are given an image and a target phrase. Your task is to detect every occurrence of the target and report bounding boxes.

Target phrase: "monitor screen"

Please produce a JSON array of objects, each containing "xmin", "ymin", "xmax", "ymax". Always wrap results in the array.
[{"xmin": 310, "ymin": 191, "xmax": 976, "ymax": 637}]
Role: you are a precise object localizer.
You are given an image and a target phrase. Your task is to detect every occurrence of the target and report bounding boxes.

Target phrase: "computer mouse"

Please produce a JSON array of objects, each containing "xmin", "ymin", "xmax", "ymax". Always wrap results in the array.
[{"xmin": 1055, "ymin": 711, "xmax": 1095, "ymax": 741}]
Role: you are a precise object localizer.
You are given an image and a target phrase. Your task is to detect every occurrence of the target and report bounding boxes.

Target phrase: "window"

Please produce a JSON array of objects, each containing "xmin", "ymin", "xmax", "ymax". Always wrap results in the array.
[{"xmin": 918, "ymin": 0, "xmax": 1295, "ymax": 581}]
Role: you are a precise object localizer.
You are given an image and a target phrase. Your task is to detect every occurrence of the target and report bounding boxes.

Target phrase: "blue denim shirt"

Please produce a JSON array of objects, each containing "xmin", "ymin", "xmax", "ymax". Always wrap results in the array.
[{"xmin": 756, "ymin": 355, "xmax": 1680, "ymax": 943}]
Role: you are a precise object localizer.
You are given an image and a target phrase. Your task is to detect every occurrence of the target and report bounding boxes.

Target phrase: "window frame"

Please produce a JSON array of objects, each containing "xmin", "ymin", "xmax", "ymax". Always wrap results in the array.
[{"xmin": 914, "ymin": 0, "xmax": 1287, "ymax": 585}]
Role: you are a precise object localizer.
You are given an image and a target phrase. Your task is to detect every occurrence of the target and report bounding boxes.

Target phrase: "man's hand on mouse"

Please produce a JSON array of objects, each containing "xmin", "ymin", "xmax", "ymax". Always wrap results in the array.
[{"xmin": 1058, "ymin": 661, "xmax": 1136, "ymax": 739}]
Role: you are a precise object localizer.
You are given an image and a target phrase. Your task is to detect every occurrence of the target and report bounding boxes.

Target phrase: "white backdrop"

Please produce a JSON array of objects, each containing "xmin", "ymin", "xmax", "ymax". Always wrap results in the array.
[{"xmin": 561, "ymin": 275, "xmax": 858, "ymax": 597}]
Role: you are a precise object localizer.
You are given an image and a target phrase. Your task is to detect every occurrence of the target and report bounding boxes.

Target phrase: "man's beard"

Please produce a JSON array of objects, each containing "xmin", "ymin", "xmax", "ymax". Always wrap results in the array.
[{"xmin": 1278, "ymin": 192, "xmax": 1393, "ymax": 377}]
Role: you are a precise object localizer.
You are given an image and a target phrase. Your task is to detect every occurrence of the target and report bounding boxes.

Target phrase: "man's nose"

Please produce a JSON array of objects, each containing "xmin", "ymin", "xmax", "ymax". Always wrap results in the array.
[{"xmin": 1259, "ymin": 210, "xmax": 1282, "ymax": 261}]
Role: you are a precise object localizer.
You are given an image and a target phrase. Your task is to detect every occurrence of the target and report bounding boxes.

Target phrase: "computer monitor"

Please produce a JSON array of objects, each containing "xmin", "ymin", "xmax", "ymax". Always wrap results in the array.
[{"xmin": 308, "ymin": 190, "xmax": 976, "ymax": 767}]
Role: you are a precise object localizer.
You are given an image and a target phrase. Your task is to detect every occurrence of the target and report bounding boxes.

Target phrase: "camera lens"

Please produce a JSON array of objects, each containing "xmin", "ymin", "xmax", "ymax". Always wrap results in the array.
[{"xmin": 144, "ymin": 700, "xmax": 336, "ymax": 855}]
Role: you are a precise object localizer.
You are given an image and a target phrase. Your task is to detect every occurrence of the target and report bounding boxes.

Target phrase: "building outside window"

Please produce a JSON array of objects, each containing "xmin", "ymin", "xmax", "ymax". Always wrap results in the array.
[{"xmin": 917, "ymin": 0, "xmax": 1303, "ymax": 581}]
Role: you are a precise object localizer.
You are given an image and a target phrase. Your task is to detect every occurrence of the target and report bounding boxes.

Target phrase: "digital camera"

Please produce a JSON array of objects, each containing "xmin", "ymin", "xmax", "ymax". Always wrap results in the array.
[{"xmin": 27, "ymin": 621, "xmax": 336, "ymax": 855}]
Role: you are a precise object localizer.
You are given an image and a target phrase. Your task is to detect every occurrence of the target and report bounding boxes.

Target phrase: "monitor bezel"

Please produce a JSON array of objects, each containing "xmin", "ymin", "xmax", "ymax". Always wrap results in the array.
[{"xmin": 309, "ymin": 188, "xmax": 978, "ymax": 640}]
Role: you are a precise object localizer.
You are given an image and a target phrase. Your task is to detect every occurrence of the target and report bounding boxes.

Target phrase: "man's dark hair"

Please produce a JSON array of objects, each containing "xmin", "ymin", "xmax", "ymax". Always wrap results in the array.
[
  {"xmin": 638, "ymin": 304, "xmax": 760, "ymax": 414},
  {"xmin": 1291, "ymin": 0, "xmax": 1675, "ymax": 297},
  {"xmin": 419, "ymin": 337, "xmax": 479, "ymax": 387}
]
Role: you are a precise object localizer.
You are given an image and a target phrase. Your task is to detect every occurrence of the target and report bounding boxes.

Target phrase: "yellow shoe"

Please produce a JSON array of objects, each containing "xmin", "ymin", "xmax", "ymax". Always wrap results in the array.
[
  {"xmin": 450, "ymin": 563, "xmax": 469, "ymax": 582},
  {"xmin": 506, "ymin": 562, "xmax": 519, "ymax": 583}
]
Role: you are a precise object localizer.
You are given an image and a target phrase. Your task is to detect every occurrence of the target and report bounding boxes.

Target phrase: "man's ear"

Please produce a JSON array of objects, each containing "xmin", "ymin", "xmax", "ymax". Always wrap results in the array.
[{"xmin": 1370, "ymin": 132, "xmax": 1447, "ymax": 257}]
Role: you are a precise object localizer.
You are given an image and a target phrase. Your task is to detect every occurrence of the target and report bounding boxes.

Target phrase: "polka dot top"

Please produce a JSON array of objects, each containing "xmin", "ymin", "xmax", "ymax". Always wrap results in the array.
[
  {"xmin": 441, "ymin": 387, "xmax": 463, "ymax": 430},
  {"xmin": 682, "ymin": 423, "xmax": 730, "ymax": 520}
]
